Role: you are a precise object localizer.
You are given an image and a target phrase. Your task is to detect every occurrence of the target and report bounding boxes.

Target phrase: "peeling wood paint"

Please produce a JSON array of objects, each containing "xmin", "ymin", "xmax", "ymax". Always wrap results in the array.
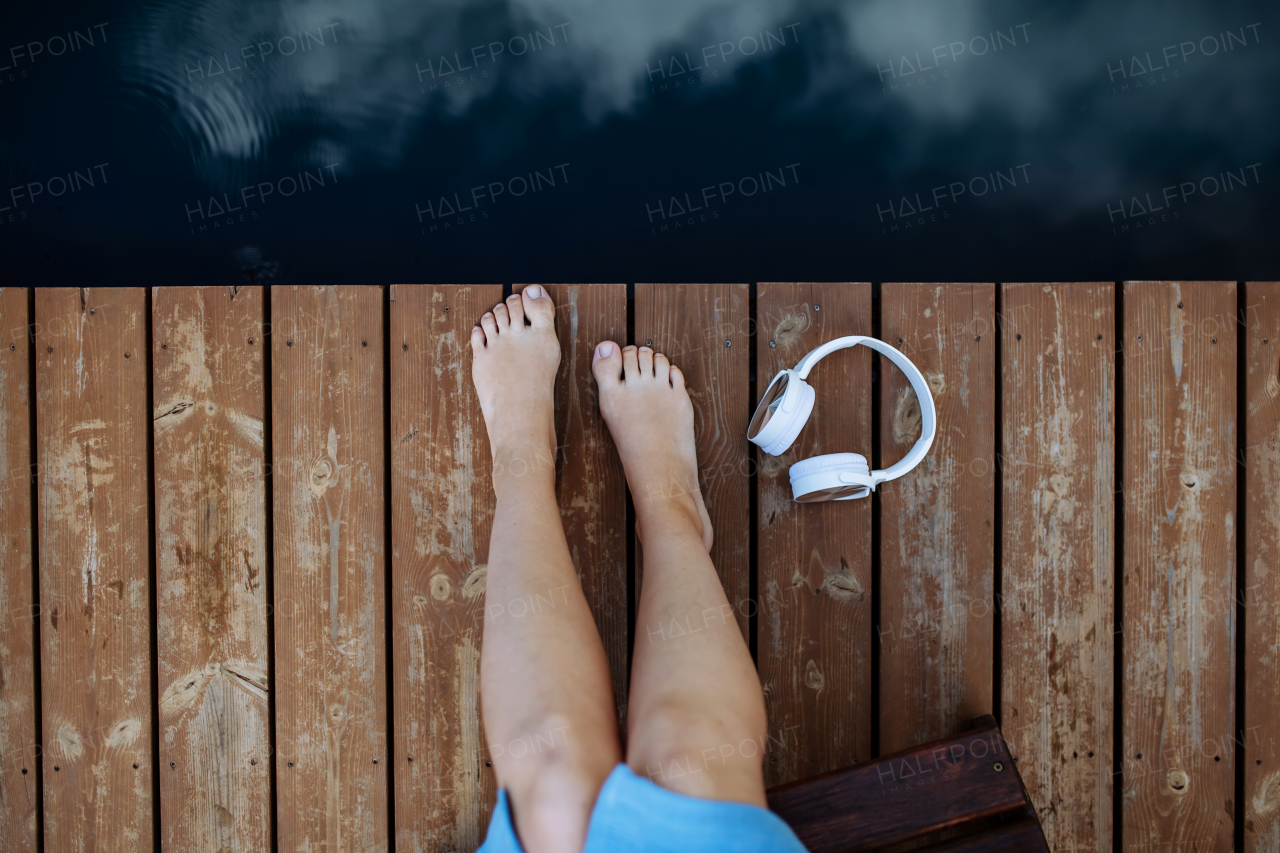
[
  {"xmin": 1001, "ymin": 283, "xmax": 1114, "ymax": 851},
  {"xmin": 36, "ymin": 287, "xmax": 154, "ymax": 852},
  {"xmin": 756, "ymin": 282, "xmax": 871, "ymax": 788}
]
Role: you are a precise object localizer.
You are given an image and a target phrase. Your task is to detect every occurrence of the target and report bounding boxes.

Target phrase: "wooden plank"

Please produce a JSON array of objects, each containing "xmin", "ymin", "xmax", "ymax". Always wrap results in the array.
[
  {"xmin": 767, "ymin": 719, "xmax": 1032, "ymax": 853},
  {"xmin": 879, "ymin": 283, "xmax": 995, "ymax": 754},
  {"xmin": 1244, "ymin": 281, "xmax": 1280, "ymax": 853},
  {"xmin": 515, "ymin": 284, "xmax": 629, "ymax": 731},
  {"xmin": 271, "ymin": 285, "xmax": 388, "ymax": 853},
  {"xmin": 0, "ymin": 288, "xmax": 38, "ymax": 853},
  {"xmin": 634, "ymin": 284, "xmax": 750, "ymax": 642},
  {"xmin": 390, "ymin": 284, "xmax": 501, "ymax": 852},
  {"xmin": 755, "ymin": 283, "xmax": 871, "ymax": 786},
  {"xmin": 1000, "ymin": 283, "xmax": 1115, "ymax": 850},
  {"xmin": 35, "ymin": 287, "xmax": 153, "ymax": 852},
  {"xmin": 152, "ymin": 286, "xmax": 270, "ymax": 852},
  {"xmin": 1122, "ymin": 281, "xmax": 1235, "ymax": 849}
]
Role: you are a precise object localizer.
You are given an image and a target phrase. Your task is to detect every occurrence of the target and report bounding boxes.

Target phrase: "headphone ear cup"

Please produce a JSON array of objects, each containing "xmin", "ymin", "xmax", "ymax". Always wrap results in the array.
[
  {"xmin": 752, "ymin": 380, "xmax": 814, "ymax": 456},
  {"xmin": 789, "ymin": 453, "xmax": 874, "ymax": 502}
]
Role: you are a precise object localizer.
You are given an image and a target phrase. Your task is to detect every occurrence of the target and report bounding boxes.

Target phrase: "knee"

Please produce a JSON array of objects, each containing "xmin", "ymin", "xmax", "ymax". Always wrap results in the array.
[
  {"xmin": 494, "ymin": 715, "xmax": 616, "ymax": 853},
  {"xmin": 504, "ymin": 736, "xmax": 613, "ymax": 853},
  {"xmin": 626, "ymin": 699, "xmax": 767, "ymax": 804}
]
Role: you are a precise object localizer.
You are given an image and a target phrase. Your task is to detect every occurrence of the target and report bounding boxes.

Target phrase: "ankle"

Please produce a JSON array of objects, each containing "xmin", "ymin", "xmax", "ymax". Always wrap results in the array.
[
  {"xmin": 635, "ymin": 497, "xmax": 704, "ymax": 547},
  {"xmin": 491, "ymin": 437, "xmax": 557, "ymax": 489}
]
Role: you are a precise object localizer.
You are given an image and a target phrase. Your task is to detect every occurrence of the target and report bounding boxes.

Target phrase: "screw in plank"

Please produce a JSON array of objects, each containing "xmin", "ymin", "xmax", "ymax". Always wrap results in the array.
[
  {"xmin": 287, "ymin": 340, "xmax": 293, "ymax": 346},
  {"xmin": 170, "ymin": 762, "xmax": 176, "ymax": 768},
  {"xmin": 90, "ymin": 309, "xmax": 95, "ymax": 315},
  {"xmin": 814, "ymin": 304, "xmax": 820, "ymax": 311},
  {"xmin": 54, "ymin": 766, "xmax": 59, "ymax": 771},
  {"xmin": 1015, "ymin": 334, "xmax": 1022, "ymax": 341},
  {"xmin": 1097, "ymin": 334, "xmax": 1103, "ymax": 340},
  {"xmin": 373, "ymin": 758, "xmax": 378, "ymax": 764},
  {"xmin": 897, "ymin": 338, "xmax": 903, "ymax": 344},
  {"xmin": 402, "ymin": 343, "xmax": 408, "ymax": 351},
  {"xmin": 444, "ymin": 306, "xmax": 450, "ymax": 312},
  {"xmin": 162, "ymin": 343, "xmax": 167, "ymax": 349},
  {"xmin": 645, "ymin": 339, "xmax": 652, "ymax": 346},
  {"xmin": 1178, "ymin": 302, "xmax": 1183, "ymax": 309},
  {"xmin": 8, "ymin": 344, "xmax": 13, "ymax": 350},
  {"xmin": 288, "ymin": 762, "xmax": 294, "ymax": 767},
  {"xmin": 769, "ymin": 341, "xmax": 776, "ymax": 348},
  {"xmin": 21, "ymin": 768, "xmax": 27, "ymax": 775},
  {"xmin": 1136, "ymin": 335, "xmax": 1142, "ymax": 342},
  {"xmin": 124, "ymin": 352, "xmax": 130, "ymax": 358},
  {"xmin": 1212, "ymin": 338, "xmax": 1217, "ymax": 344},
  {"xmin": 485, "ymin": 761, "xmax": 492, "ymax": 768},
  {"xmin": 251, "ymin": 759, "xmax": 258, "ymax": 765},
  {"xmin": 769, "ymin": 757, "xmax": 776, "ymax": 765},
  {"xmin": 1264, "ymin": 338, "xmax": 1269, "ymax": 344},
  {"xmin": 47, "ymin": 347, "xmax": 53, "ymax": 353},
  {"xmin": 133, "ymin": 764, "xmax": 138, "ymax": 769},
  {"xmin": 248, "ymin": 338, "xmax": 254, "ymax": 345},
  {"xmin": 993, "ymin": 763, "xmax": 1004, "ymax": 772},
  {"xmin": 725, "ymin": 340, "xmax": 732, "ymax": 347},
  {"xmin": 974, "ymin": 336, "xmax": 980, "ymax": 342},
  {"xmin": 362, "ymin": 341, "xmax": 367, "ymax": 347},
  {"xmin": 408, "ymin": 756, "xmax": 413, "ymax": 762}
]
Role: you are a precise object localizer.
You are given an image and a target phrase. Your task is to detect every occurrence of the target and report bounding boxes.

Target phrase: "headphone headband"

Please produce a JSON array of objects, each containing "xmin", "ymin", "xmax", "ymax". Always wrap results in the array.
[{"xmin": 748, "ymin": 335, "xmax": 937, "ymax": 499}]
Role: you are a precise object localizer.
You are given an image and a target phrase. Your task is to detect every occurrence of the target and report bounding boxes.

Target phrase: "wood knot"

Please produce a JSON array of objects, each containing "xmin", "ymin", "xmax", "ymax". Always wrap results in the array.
[
  {"xmin": 461, "ymin": 565, "xmax": 488, "ymax": 600},
  {"xmin": 1167, "ymin": 768, "xmax": 1189, "ymax": 793},
  {"xmin": 804, "ymin": 660, "xmax": 825, "ymax": 692},
  {"xmin": 310, "ymin": 458, "xmax": 335, "ymax": 490},
  {"xmin": 429, "ymin": 575, "xmax": 452, "ymax": 602}
]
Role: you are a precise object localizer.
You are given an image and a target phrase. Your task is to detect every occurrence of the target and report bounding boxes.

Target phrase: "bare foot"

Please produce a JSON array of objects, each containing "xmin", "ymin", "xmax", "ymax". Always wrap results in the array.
[
  {"xmin": 591, "ymin": 343, "xmax": 713, "ymax": 552},
  {"xmin": 470, "ymin": 286, "xmax": 560, "ymax": 480}
]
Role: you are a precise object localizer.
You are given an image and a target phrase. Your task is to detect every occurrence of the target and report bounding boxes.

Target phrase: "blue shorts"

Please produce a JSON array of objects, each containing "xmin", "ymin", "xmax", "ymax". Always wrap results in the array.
[{"xmin": 477, "ymin": 763, "xmax": 809, "ymax": 852}]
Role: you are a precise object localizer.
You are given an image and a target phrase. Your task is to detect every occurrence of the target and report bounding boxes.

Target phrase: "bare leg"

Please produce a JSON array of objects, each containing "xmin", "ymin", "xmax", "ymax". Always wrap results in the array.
[
  {"xmin": 591, "ymin": 342, "xmax": 768, "ymax": 806},
  {"xmin": 471, "ymin": 288, "xmax": 621, "ymax": 853}
]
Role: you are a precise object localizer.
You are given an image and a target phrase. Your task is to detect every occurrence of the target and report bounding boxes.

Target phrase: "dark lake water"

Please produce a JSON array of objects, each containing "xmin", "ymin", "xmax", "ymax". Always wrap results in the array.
[{"xmin": 1, "ymin": 0, "xmax": 1277, "ymax": 284}]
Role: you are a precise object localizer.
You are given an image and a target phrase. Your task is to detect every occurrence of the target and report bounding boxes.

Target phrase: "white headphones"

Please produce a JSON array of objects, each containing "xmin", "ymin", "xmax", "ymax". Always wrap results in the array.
[{"xmin": 748, "ymin": 336, "xmax": 937, "ymax": 502}]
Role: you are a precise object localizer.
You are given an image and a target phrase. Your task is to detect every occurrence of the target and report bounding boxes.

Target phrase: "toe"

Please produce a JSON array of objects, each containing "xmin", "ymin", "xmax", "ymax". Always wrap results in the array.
[
  {"xmin": 471, "ymin": 325, "xmax": 486, "ymax": 351},
  {"xmin": 480, "ymin": 311, "xmax": 497, "ymax": 337},
  {"xmin": 653, "ymin": 352, "xmax": 670, "ymax": 382},
  {"xmin": 493, "ymin": 302, "xmax": 510, "ymax": 329},
  {"xmin": 505, "ymin": 293, "xmax": 526, "ymax": 331},
  {"xmin": 638, "ymin": 346, "xmax": 655, "ymax": 377},
  {"xmin": 670, "ymin": 364, "xmax": 686, "ymax": 391},
  {"xmin": 591, "ymin": 341, "xmax": 622, "ymax": 389},
  {"xmin": 522, "ymin": 285, "xmax": 557, "ymax": 327},
  {"xmin": 622, "ymin": 345, "xmax": 640, "ymax": 381}
]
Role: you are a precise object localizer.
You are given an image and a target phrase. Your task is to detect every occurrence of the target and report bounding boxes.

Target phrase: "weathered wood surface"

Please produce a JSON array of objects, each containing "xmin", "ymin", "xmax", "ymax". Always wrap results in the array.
[
  {"xmin": 35, "ymin": 287, "xmax": 153, "ymax": 852},
  {"xmin": 634, "ymin": 284, "xmax": 751, "ymax": 643},
  {"xmin": 1000, "ymin": 283, "xmax": 1115, "ymax": 850},
  {"xmin": 152, "ymin": 286, "xmax": 270, "ymax": 852},
  {"xmin": 390, "ymin": 284, "xmax": 500, "ymax": 852},
  {"xmin": 756, "ymin": 283, "xmax": 872, "ymax": 786},
  {"xmin": 516, "ymin": 284, "xmax": 629, "ymax": 731},
  {"xmin": 0, "ymin": 288, "xmax": 38, "ymax": 852},
  {"xmin": 271, "ymin": 286, "xmax": 388, "ymax": 853},
  {"xmin": 879, "ymin": 283, "xmax": 995, "ymax": 755},
  {"xmin": 1122, "ymin": 281, "xmax": 1235, "ymax": 850},
  {"xmin": 1244, "ymin": 281, "xmax": 1280, "ymax": 853},
  {"xmin": 767, "ymin": 718, "xmax": 1039, "ymax": 853}
]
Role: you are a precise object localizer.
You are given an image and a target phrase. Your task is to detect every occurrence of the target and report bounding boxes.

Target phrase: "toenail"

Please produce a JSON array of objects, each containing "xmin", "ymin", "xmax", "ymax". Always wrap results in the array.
[
  {"xmin": 527, "ymin": 285, "xmax": 543, "ymax": 298},
  {"xmin": 596, "ymin": 342, "xmax": 614, "ymax": 357},
  {"xmin": 484, "ymin": 312, "xmax": 492, "ymax": 318}
]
